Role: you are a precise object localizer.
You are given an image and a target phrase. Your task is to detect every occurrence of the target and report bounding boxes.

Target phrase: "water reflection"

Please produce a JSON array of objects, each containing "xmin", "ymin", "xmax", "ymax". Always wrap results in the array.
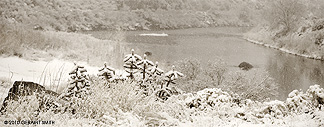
[
  {"xmin": 267, "ymin": 51, "xmax": 324, "ymax": 100},
  {"xmin": 86, "ymin": 27, "xmax": 324, "ymax": 100}
]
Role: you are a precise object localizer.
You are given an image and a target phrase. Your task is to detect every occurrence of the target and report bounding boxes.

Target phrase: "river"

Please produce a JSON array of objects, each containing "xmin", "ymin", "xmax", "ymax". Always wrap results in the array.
[{"xmin": 84, "ymin": 27, "xmax": 324, "ymax": 100}]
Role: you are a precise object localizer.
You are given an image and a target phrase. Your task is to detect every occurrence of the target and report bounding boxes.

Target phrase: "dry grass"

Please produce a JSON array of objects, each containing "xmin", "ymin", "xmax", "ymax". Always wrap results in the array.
[
  {"xmin": 0, "ymin": 19, "xmax": 124, "ymax": 67},
  {"xmin": 0, "ymin": 76, "xmax": 322, "ymax": 126}
]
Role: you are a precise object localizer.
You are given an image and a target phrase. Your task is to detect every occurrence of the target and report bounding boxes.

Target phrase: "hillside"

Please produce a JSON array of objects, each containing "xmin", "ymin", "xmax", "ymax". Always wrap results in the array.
[
  {"xmin": 244, "ymin": 0, "xmax": 324, "ymax": 60},
  {"xmin": 0, "ymin": 0, "xmax": 262, "ymax": 31}
]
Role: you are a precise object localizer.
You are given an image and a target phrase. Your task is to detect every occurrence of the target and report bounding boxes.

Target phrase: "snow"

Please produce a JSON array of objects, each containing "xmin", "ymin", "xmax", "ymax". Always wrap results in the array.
[
  {"xmin": 0, "ymin": 57, "xmax": 99, "ymax": 86},
  {"xmin": 184, "ymin": 85, "xmax": 324, "ymax": 126},
  {"xmin": 1, "ymin": 57, "xmax": 324, "ymax": 126},
  {"xmin": 139, "ymin": 33, "xmax": 168, "ymax": 37}
]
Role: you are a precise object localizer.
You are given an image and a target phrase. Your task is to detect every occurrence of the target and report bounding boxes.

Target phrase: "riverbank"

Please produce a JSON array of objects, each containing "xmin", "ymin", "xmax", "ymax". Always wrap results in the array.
[
  {"xmin": 244, "ymin": 18, "xmax": 324, "ymax": 61},
  {"xmin": 244, "ymin": 38, "xmax": 323, "ymax": 60}
]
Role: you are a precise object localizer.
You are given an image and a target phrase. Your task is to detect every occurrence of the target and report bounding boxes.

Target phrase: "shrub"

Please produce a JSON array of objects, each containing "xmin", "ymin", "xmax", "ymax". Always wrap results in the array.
[
  {"xmin": 4, "ymin": 96, "xmax": 40, "ymax": 121},
  {"xmin": 123, "ymin": 49, "xmax": 142, "ymax": 79},
  {"xmin": 221, "ymin": 70, "xmax": 279, "ymax": 101},
  {"xmin": 286, "ymin": 85, "xmax": 324, "ymax": 113},
  {"xmin": 175, "ymin": 57, "xmax": 201, "ymax": 81},
  {"xmin": 174, "ymin": 57, "xmax": 278, "ymax": 101},
  {"xmin": 204, "ymin": 59, "xmax": 227, "ymax": 85}
]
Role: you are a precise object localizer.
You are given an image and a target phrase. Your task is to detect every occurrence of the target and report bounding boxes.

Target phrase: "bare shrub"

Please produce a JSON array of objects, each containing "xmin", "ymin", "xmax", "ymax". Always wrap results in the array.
[
  {"xmin": 175, "ymin": 57, "xmax": 201, "ymax": 81},
  {"xmin": 204, "ymin": 59, "xmax": 227, "ymax": 86},
  {"xmin": 222, "ymin": 70, "xmax": 279, "ymax": 101}
]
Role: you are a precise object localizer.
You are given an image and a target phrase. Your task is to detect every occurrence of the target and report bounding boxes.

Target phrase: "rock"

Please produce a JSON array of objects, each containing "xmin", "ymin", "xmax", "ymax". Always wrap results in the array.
[
  {"xmin": 1, "ymin": 81, "xmax": 66, "ymax": 113},
  {"xmin": 238, "ymin": 62, "xmax": 253, "ymax": 71}
]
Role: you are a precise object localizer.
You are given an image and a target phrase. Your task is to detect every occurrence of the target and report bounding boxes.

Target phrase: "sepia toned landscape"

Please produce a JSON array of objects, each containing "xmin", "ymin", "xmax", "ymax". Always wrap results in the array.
[{"xmin": 0, "ymin": 0, "xmax": 324, "ymax": 126}]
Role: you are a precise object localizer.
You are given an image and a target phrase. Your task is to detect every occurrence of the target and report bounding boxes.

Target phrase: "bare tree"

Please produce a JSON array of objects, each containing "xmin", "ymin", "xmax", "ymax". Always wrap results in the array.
[{"xmin": 264, "ymin": 0, "xmax": 306, "ymax": 35}]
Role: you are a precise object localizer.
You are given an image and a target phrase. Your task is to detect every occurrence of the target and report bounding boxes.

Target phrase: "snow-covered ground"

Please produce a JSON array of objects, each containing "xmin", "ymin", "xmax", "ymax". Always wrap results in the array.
[
  {"xmin": 0, "ymin": 57, "xmax": 101, "ymax": 86},
  {"xmin": 0, "ymin": 56, "xmax": 324, "ymax": 126}
]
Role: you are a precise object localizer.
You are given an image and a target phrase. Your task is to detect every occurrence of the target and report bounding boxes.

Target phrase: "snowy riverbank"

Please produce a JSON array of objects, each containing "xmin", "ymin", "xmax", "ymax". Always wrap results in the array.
[{"xmin": 244, "ymin": 38, "xmax": 323, "ymax": 61}]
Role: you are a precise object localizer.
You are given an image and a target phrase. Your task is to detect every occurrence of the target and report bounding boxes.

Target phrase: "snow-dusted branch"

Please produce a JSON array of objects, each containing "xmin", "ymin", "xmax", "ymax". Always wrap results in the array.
[
  {"xmin": 149, "ymin": 61, "xmax": 164, "ymax": 76},
  {"xmin": 123, "ymin": 49, "xmax": 142, "ymax": 79},
  {"xmin": 163, "ymin": 65, "xmax": 184, "ymax": 88},
  {"xmin": 98, "ymin": 62, "xmax": 116, "ymax": 81},
  {"xmin": 137, "ymin": 54, "xmax": 154, "ymax": 79},
  {"xmin": 67, "ymin": 63, "xmax": 90, "ymax": 96}
]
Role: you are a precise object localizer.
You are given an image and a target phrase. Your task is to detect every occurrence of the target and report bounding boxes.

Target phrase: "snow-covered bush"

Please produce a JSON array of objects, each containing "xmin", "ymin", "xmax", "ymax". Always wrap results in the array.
[
  {"xmin": 258, "ymin": 100, "xmax": 288, "ymax": 118},
  {"xmin": 186, "ymin": 88, "xmax": 235, "ymax": 110},
  {"xmin": 63, "ymin": 78, "xmax": 144, "ymax": 120},
  {"xmin": 123, "ymin": 49, "xmax": 142, "ymax": 79},
  {"xmin": 286, "ymin": 89, "xmax": 312, "ymax": 113},
  {"xmin": 147, "ymin": 61, "xmax": 164, "ymax": 88},
  {"xmin": 307, "ymin": 85, "xmax": 324, "ymax": 107},
  {"xmin": 164, "ymin": 65, "xmax": 184, "ymax": 88},
  {"xmin": 137, "ymin": 54, "xmax": 154, "ymax": 79},
  {"xmin": 149, "ymin": 62, "xmax": 164, "ymax": 77},
  {"xmin": 98, "ymin": 62, "xmax": 116, "ymax": 81},
  {"xmin": 184, "ymin": 86, "xmax": 323, "ymax": 123},
  {"xmin": 2, "ymin": 71, "xmax": 324, "ymax": 126},
  {"xmin": 134, "ymin": 93, "xmax": 192, "ymax": 126},
  {"xmin": 286, "ymin": 85, "xmax": 324, "ymax": 113},
  {"xmin": 65, "ymin": 63, "xmax": 90, "ymax": 98}
]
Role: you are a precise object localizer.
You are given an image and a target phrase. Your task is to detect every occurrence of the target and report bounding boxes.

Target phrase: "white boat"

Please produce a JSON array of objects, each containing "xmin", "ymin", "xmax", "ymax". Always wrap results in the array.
[{"xmin": 139, "ymin": 33, "xmax": 168, "ymax": 37}]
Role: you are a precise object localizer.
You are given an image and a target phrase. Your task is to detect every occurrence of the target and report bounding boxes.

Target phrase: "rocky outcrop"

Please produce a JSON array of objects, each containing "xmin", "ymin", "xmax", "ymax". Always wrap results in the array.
[{"xmin": 0, "ymin": 81, "xmax": 66, "ymax": 113}]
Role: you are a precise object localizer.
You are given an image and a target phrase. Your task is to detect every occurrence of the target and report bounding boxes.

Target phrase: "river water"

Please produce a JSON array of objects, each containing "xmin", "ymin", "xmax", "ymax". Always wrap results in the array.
[{"xmin": 85, "ymin": 27, "xmax": 324, "ymax": 100}]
